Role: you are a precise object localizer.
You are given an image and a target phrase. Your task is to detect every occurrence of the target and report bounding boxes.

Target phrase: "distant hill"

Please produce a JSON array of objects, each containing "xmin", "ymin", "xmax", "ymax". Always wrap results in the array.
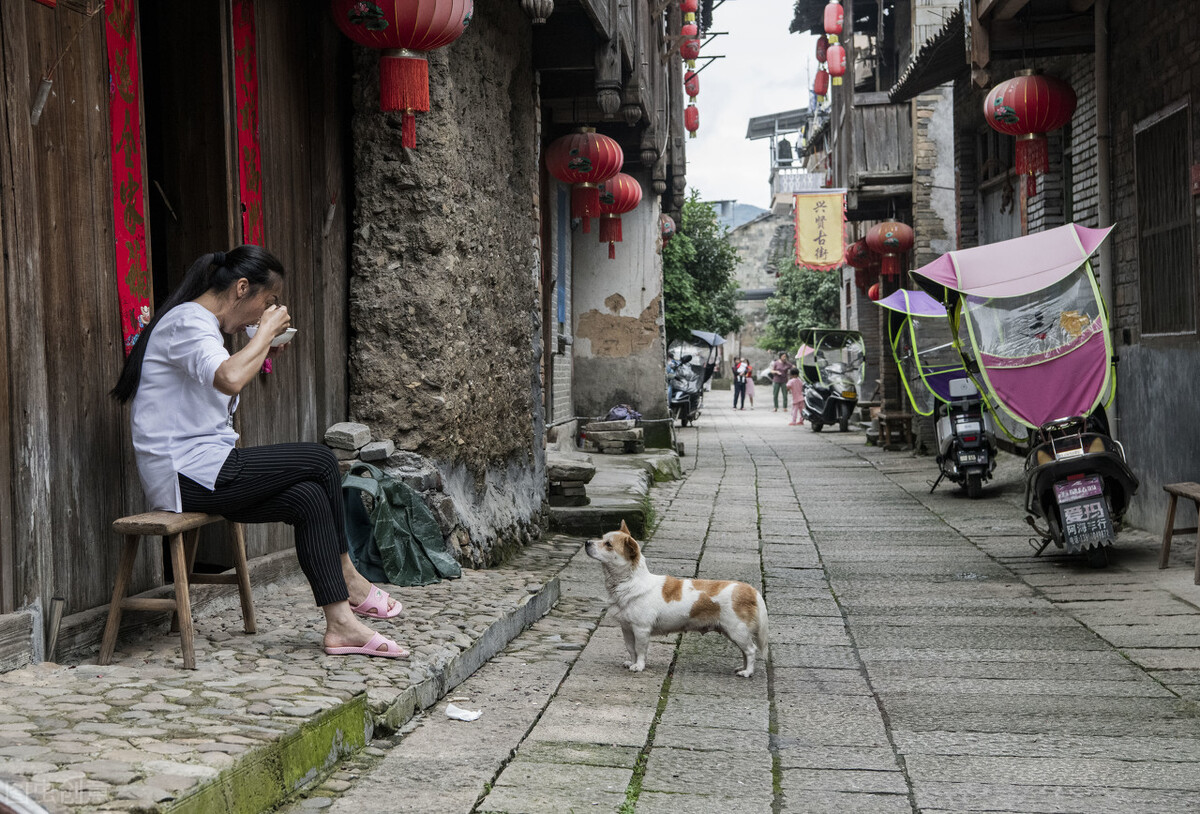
[{"xmin": 708, "ymin": 200, "xmax": 768, "ymax": 231}]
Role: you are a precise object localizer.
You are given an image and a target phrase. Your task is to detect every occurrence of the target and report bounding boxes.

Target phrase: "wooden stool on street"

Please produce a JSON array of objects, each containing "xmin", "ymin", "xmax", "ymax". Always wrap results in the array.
[
  {"xmin": 99, "ymin": 511, "xmax": 256, "ymax": 669},
  {"xmin": 1157, "ymin": 483, "xmax": 1200, "ymax": 585},
  {"xmin": 877, "ymin": 412, "xmax": 914, "ymax": 449}
]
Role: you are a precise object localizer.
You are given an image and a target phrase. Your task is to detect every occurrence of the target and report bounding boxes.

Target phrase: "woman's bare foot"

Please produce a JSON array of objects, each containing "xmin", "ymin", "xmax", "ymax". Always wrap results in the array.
[
  {"xmin": 341, "ymin": 556, "xmax": 397, "ymax": 614},
  {"xmin": 321, "ymin": 602, "xmax": 405, "ymax": 653}
]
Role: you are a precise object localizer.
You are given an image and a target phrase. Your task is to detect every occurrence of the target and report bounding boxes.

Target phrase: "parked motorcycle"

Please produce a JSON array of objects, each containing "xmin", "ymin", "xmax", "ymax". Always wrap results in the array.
[
  {"xmin": 796, "ymin": 329, "xmax": 865, "ymax": 432},
  {"xmin": 667, "ymin": 353, "xmax": 703, "ymax": 427},
  {"xmin": 875, "ymin": 288, "xmax": 998, "ymax": 498},
  {"xmin": 666, "ymin": 331, "xmax": 723, "ymax": 427},
  {"xmin": 913, "ymin": 223, "xmax": 1138, "ymax": 564}
]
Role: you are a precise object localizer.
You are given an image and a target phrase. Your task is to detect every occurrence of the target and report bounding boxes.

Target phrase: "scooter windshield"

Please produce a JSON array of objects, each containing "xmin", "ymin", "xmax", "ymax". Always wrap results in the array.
[
  {"xmin": 878, "ymin": 290, "xmax": 965, "ymax": 416},
  {"xmin": 960, "ymin": 264, "xmax": 1112, "ymax": 428}
]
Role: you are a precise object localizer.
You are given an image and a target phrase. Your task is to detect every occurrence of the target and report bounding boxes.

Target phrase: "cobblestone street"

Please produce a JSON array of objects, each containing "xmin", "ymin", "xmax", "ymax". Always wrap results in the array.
[{"xmin": 299, "ymin": 400, "xmax": 1200, "ymax": 813}]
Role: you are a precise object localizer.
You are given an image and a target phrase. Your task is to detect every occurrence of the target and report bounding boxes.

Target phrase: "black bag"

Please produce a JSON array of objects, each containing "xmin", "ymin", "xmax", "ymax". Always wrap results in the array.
[{"xmin": 341, "ymin": 462, "xmax": 462, "ymax": 587}]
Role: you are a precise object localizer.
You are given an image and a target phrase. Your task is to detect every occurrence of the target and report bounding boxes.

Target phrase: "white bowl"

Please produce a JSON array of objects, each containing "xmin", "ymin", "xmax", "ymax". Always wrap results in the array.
[{"xmin": 245, "ymin": 325, "xmax": 298, "ymax": 347}]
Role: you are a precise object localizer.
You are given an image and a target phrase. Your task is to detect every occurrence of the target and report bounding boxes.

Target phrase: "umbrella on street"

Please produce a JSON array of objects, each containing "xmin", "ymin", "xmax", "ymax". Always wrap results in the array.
[{"xmin": 689, "ymin": 330, "xmax": 725, "ymax": 347}]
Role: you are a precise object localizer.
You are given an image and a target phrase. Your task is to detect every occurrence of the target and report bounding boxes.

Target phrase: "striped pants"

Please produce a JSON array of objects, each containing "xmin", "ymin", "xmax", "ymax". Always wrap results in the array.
[{"xmin": 178, "ymin": 443, "xmax": 348, "ymax": 607}]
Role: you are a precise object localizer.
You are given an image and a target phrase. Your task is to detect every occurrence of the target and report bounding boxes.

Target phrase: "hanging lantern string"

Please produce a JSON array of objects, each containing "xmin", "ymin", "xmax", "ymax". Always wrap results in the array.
[{"xmin": 31, "ymin": 6, "xmax": 101, "ymax": 126}]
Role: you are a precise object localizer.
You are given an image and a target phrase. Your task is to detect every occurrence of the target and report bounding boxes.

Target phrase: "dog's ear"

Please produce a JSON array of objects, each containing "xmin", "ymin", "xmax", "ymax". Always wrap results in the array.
[
  {"xmin": 620, "ymin": 535, "xmax": 641, "ymax": 567},
  {"xmin": 619, "ymin": 519, "xmax": 630, "ymax": 535}
]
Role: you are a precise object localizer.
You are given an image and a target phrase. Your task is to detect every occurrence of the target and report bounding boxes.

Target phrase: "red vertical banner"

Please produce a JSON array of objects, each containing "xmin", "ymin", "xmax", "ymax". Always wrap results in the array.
[
  {"xmin": 233, "ymin": 0, "xmax": 263, "ymax": 245},
  {"xmin": 105, "ymin": 0, "xmax": 150, "ymax": 354}
]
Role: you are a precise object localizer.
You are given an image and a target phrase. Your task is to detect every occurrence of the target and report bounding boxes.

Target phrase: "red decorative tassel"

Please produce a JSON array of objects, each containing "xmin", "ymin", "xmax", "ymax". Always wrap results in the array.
[
  {"xmin": 599, "ymin": 215, "xmax": 622, "ymax": 245},
  {"xmin": 882, "ymin": 254, "xmax": 900, "ymax": 280},
  {"xmin": 401, "ymin": 113, "xmax": 416, "ymax": 149},
  {"xmin": 572, "ymin": 184, "xmax": 600, "ymax": 233},
  {"xmin": 379, "ymin": 52, "xmax": 430, "ymax": 113},
  {"xmin": 608, "ymin": 242, "xmax": 616, "ymax": 259}
]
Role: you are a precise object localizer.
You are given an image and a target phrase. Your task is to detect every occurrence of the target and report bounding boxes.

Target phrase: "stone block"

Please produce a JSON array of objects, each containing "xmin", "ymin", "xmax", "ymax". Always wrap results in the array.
[
  {"xmin": 359, "ymin": 440, "xmax": 395, "ymax": 461},
  {"xmin": 584, "ymin": 419, "xmax": 636, "ymax": 432},
  {"xmin": 331, "ymin": 447, "xmax": 359, "ymax": 461},
  {"xmin": 425, "ymin": 494, "xmax": 459, "ymax": 535},
  {"xmin": 585, "ymin": 429, "xmax": 642, "ymax": 442},
  {"xmin": 546, "ymin": 454, "xmax": 596, "ymax": 484},
  {"xmin": 551, "ymin": 484, "xmax": 587, "ymax": 496},
  {"xmin": 324, "ymin": 422, "xmax": 371, "ymax": 450}
]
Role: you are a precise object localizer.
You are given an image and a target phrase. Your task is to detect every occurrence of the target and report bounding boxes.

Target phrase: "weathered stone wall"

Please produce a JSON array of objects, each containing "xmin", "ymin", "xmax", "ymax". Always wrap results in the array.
[
  {"xmin": 571, "ymin": 174, "xmax": 669, "ymax": 439},
  {"xmin": 912, "ymin": 86, "xmax": 956, "ymax": 267},
  {"xmin": 345, "ymin": 5, "xmax": 543, "ymax": 565}
]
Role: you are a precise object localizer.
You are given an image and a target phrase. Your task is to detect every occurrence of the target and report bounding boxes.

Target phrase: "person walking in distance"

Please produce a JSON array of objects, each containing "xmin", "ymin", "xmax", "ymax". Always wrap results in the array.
[
  {"xmin": 111, "ymin": 246, "xmax": 409, "ymax": 660},
  {"xmin": 744, "ymin": 360, "xmax": 756, "ymax": 408},
  {"xmin": 787, "ymin": 367, "xmax": 806, "ymax": 425},
  {"xmin": 770, "ymin": 352, "xmax": 791, "ymax": 412},
  {"xmin": 732, "ymin": 357, "xmax": 748, "ymax": 410}
]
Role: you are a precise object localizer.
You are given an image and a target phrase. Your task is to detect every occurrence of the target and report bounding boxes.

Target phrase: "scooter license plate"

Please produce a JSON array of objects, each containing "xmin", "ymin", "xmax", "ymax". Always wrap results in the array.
[
  {"xmin": 1054, "ymin": 475, "xmax": 1104, "ymax": 503},
  {"xmin": 1060, "ymin": 497, "xmax": 1113, "ymax": 549},
  {"xmin": 958, "ymin": 452, "xmax": 978, "ymax": 464}
]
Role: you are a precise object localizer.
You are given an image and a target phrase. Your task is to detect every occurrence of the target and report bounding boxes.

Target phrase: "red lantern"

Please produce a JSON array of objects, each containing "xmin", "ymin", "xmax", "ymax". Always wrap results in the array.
[
  {"xmin": 684, "ymin": 70, "xmax": 699, "ymax": 102},
  {"xmin": 866, "ymin": 221, "xmax": 914, "ymax": 280},
  {"xmin": 844, "ymin": 239, "xmax": 873, "ymax": 269},
  {"xmin": 816, "ymin": 35, "xmax": 829, "ymax": 64},
  {"xmin": 330, "ymin": 0, "xmax": 473, "ymax": 149},
  {"xmin": 984, "ymin": 70, "xmax": 1077, "ymax": 196},
  {"xmin": 680, "ymin": 23, "xmax": 700, "ymax": 68},
  {"xmin": 823, "ymin": 1, "xmax": 843, "ymax": 40},
  {"xmin": 545, "ymin": 128, "xmax": 624, "ymax": 234},
  {"xmin": 660, "ymin": 213, "xmax": 676, "ymax": 244},
  {"xmin": 680, "ymin": 0, "xmax": 697, "ymax": 22},
  {"xmin": 827, "ymin": 43, "xmax": 846, "ymax": 86},
  {"xmin": 597, "ymin": 173, "xmax": 642, "ymax": 260},
  {"xmin": 867, "ymin": 282, "xmax": 881, "ymax": 301},
  {"xmin": 855, "ymin": 266, "xmax": 879, "ymax": 294},
  {"xmin": 813, "ymin": 69, "xmax": 829, "ymax": 100},
  {"xmin": 684, "ymin": 104, "xmax": 700, "ymax": 139}
]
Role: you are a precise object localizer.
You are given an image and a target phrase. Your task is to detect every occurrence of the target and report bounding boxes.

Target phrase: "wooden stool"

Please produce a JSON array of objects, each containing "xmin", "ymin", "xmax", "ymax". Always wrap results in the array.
[
  {"xmin": 1157, "ymin": 483, "xmax": 1200, "ymax": 585},
  {"xmin": 99, "ymin": 512, "xmax": 256, "ymax": 669},
  {"xmin": 878, "ymin": 412, "xmax": 914, "ymax": 449}
]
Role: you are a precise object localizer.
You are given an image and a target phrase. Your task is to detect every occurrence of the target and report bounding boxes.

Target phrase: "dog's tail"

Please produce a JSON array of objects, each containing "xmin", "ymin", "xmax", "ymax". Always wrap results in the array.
[{"xmin": 756, "ymin": 591, "xmax": 769, "ymax": 661}]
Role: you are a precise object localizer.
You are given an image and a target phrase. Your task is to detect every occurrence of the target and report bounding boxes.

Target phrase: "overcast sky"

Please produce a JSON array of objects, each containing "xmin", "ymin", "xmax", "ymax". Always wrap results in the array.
[{"xmin": 686, "ymin": 0, "xmax": 819, "ymax": 211}]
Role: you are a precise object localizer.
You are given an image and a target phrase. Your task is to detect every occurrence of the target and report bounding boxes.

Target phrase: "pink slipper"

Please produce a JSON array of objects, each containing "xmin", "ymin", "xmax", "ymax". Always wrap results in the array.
[
  {"xmin": 351, "ymin": 586, "xmax": 402, "ymax": 619},
  {"xmin": 324, "ymin": 631, "xmax": 409, "ymax": 658}
]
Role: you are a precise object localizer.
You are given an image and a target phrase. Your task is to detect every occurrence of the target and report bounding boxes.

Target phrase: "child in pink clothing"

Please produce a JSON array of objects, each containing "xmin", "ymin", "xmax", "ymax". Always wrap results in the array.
[{"xmin": 786, "ymin": 367, "xmax": 805, "ymax": 425}]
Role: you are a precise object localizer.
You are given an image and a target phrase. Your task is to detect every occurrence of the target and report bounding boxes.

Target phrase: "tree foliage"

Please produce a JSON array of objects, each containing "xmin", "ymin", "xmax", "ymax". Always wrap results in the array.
[
  {"xmin": 662, "ymin": 193, "xmax": 744, "ymax": 343},
  {"xmin": 757, "ymin": 247, "xmax": 842, "ymax": 352}
]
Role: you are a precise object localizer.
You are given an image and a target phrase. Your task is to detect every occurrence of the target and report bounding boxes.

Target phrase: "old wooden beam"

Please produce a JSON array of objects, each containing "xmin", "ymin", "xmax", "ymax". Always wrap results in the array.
[{"xmin": 992, "ymin": 0, "xmax": 1033, "ymax": 21}]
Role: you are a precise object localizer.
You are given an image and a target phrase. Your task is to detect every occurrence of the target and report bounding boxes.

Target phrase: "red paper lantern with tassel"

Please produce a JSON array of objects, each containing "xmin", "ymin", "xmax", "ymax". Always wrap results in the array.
[
  {"xmin": 816, "ymin": 35, "xmax": 828, "ymax": 63},
  {"xmin": 823, "ymin": 1, "xmax": 843, "ymax": 39},
  {"xmin": 866, "ymin": 221, "xmax": 914, "ymax": 280},
  {"xmin": 680, "ymin": 0, "xmax": 697, "ymax": 22},
  {"xmin": 814, "ymin": 69, "xmax": 829, "ymax": 100},
  {"xmin": 827, "ymin": 43, "xmax": 846, "ymax": 86},
  {"xmin": 597, "ymin": 173, "xmax": 642, "ymax": 260},
  {"xmin": 684, "ymin": 104, "xmax": 699, "ymax": 138},
  {"xmin": 844, "ymin": 239, "xmax": 873, "ymax": 269},
  {"xmin": 867, "ymin": 282, "xmax": 881, "ymax": 301},
  {"xmin": 684, "ymin": 70, "xmax": 699, "ymax": 102},
  {"xmin": 545, "ymin": 128, "xmax": 624, "ymax": 234},
  {"xmin": 330, "ymin": 0, "xmax": 473, "ymax": 149},
  {"xmin": 984, "ymin": 70, "xmax": 1077, "ymax": 196},
  {"xmin": 680, "ymin": 23, "xmax": 700, "ymax": 68}
]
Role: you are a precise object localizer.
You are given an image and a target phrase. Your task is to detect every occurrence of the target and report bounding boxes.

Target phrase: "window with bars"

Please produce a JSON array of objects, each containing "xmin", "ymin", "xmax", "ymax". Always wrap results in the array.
[{"xmin": 1135, "ymin": 105, "xmax": 1195, "ymax": 335}]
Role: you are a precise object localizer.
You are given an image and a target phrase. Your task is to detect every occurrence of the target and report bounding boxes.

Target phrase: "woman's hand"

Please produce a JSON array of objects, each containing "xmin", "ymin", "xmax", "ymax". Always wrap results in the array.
[{"xmin": 259, "ymin": 304, "xmax": 290, "ymax": 338}]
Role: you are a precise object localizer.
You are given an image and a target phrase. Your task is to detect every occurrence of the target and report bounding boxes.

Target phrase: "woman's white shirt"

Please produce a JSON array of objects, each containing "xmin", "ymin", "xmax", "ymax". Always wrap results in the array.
[{"xmin": 131, "ymin": 303, "xmax": 239, "ymax": 511}]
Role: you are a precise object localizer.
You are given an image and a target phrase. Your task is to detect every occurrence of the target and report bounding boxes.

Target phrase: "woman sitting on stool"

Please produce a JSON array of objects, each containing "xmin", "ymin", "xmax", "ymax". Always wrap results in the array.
[{"xmin": 111, "ymin": 245, "xmax": 408, "ymax": 659}]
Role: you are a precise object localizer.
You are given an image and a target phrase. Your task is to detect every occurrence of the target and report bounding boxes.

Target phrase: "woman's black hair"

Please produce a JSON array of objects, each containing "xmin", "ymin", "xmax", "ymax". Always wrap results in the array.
[{"xmin": 110, "ymin": 245, "xmax": 284, "ymax": 403}]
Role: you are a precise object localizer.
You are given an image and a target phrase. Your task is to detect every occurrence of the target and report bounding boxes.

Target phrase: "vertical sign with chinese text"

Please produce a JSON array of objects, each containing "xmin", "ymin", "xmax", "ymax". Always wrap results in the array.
[
  {"xmin": 106, "ymin": 0, "xmax": 151, "ymax": 354},
  {"xmin": 793, "ymin": 190, "xmax": 846, "ymax": 271},
  {"xmin": 233, "ymin": 0, "xmax": 263, "ymax": 245}
]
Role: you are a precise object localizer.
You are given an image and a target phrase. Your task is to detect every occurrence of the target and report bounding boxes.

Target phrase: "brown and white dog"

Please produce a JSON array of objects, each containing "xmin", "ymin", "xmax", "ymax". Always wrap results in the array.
[{"xmin": 585, "ymin": 521, "xmax": 769, "ymax": 678}]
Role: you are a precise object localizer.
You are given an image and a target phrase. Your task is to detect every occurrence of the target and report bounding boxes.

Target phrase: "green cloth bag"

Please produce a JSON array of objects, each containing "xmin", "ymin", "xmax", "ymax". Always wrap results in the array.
[{"xmin": 341, "ymin": 462, "xmax": 462, "ymax": 587}]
